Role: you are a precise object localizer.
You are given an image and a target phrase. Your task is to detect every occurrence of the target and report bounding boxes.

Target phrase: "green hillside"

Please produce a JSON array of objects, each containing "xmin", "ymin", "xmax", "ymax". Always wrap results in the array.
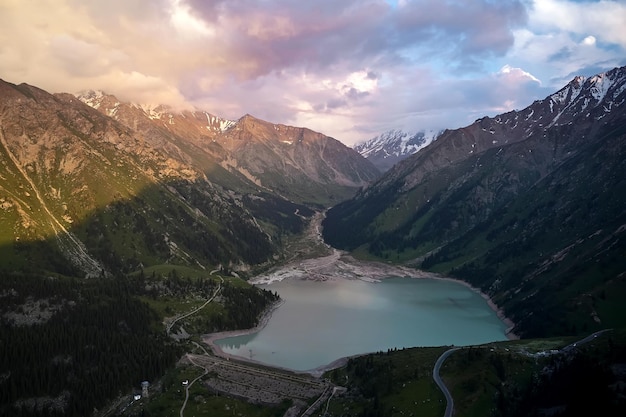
[{"xmin": 323, "ymin": 68, "xmax": 626, "ymax": 338}]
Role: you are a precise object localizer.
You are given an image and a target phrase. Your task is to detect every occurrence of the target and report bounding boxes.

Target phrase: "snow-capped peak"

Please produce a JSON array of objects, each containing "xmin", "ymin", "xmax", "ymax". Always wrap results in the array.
[
  {"xmin": 138, "ymin": 103, "xmax": 168, "ymax": 120},
  {"xmin": 355, "ymin": 129, "xmax": 440, "ymax": 158},
  {"xmin": 75, "ymin": 90, "xmax": 106, "ymax": 109},
  {"xmin": 549, "ymin": 77, "xmax": 585, "ymax": 106},
  {"xmin": 587, "ymin": 72, "xmax": 613, "ymax": 102},
  {"xmin": 354, "ymin": 129, "xmax": 442, "ymax": 171}
]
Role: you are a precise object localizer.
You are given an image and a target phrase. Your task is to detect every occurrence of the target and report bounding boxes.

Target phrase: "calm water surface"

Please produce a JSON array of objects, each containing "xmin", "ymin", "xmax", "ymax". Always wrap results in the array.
[{"xmin": 216, "ymin": 277, "xmax": 508, "ymax": 371}]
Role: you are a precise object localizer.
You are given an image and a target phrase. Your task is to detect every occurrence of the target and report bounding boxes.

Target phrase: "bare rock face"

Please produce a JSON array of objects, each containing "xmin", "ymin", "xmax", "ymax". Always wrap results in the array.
[{"xmin": 218, "ymin": 114, "xmax": 380, "ymax": 197}]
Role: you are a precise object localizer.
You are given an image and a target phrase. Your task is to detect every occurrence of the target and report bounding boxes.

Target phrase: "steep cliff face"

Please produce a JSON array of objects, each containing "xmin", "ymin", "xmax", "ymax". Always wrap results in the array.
[
  {"xmin": 216, "ymin": 114, "xmax": 380, "ymax": 204},
  {"xmin": 323, "ymin": 66, "xmax": 626, "ymax": 337}
]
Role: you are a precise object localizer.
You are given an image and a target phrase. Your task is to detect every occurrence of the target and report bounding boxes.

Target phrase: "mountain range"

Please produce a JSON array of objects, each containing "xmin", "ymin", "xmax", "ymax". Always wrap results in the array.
[
  {"xmin": 1, "ymin": 65, "xmax": 626, "ymax": 417},
  {"xmin": 353, "ymin": 129, "xmax": 441, "ymax": 172},
  {"xmin": 0, "ymin": 81, "xmax": 378, "ymax": 278},
  {"xmin": 324, "ymin": 65, "xmax": 626, "ymax": 338}
]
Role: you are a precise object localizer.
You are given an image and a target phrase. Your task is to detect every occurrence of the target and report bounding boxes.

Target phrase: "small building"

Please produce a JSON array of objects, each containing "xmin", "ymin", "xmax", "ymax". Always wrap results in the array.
[
  {"xmin": 182, "ymin": 380, "xmax": 189, "ymax": 386},
  {"xmin": 141, "ymin": 381, "xmax": 150, "ymax": 398}
]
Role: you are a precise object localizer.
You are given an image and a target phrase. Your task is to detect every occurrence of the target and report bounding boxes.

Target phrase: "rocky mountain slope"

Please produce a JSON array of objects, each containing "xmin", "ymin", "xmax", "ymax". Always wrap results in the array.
[
  {"xmin": 77, "ymin": 91, "xmax": 379, "ymax": 206},
  {"xmin": 353, "ymin": 129, "xmax": 440, "ymax": 172},
  {"xmin": 323, "ymin": 66, "xmax": 626, "ymax": 338},
  {"xmin": 216, "ymin": 114, "xmax": 380, "ymax": 203},
  {"xmin": 0, "ymin": 80, "xmax": 376, "ymax": 278}
]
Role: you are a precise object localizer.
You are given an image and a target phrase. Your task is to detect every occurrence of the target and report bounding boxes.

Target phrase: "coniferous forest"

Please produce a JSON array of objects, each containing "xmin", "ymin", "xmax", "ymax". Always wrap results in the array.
[{"xmin": 0, "ymin": 270, "xmax": 278, "ymax": 417}]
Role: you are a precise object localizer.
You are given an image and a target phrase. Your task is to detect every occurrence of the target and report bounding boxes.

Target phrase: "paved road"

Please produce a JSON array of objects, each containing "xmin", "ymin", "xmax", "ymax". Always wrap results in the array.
[
  {"xmin": 433, "ymin": 348, "xmax": 460, "ymax": 417},
  {"xmin": 562, "ymin": 329, "xmax": 611, "ymax": 352},
  {"xmin": 432, "ymin": 329, "xmax": 612, "ymax": 417},
  {"xmin": 166, "ymin": 277, "xmax": 223, "ymax": 335}
]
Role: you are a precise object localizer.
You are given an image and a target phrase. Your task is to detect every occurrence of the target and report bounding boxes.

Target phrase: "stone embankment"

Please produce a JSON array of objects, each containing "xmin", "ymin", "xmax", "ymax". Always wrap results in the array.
[{"xmin": 185, "ymin": 354, "xmax": 332, "ymax": 415}]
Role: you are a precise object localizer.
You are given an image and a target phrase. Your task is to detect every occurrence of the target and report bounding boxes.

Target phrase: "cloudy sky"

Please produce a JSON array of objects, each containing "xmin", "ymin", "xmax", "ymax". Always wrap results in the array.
[{"xmin": 1, "ymin": 0, "xmax": 624, "ymax": 145}]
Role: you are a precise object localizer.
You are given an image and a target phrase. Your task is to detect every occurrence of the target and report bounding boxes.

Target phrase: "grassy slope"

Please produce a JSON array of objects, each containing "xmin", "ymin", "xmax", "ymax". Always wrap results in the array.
[{"xmin": 320, "ymin": 330, "xmax": 626, "ymax": 417}]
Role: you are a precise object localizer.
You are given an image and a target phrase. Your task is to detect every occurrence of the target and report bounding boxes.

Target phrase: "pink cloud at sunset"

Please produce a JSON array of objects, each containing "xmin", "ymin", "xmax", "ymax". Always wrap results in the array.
[{"xmin": 0, "ymin": 0, "xmax": 624, "ymax": 145}]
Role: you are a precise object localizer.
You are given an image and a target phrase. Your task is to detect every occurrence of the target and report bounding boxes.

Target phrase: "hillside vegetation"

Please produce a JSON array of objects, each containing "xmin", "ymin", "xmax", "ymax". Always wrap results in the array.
[{"xmin": 324, "ymin": 67, "xmax": 626, "ymax": 338}]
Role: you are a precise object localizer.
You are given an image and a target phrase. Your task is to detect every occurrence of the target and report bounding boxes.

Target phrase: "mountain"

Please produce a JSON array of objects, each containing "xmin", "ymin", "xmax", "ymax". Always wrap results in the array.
[
  {"xmin": 77, "ymin": 91, "xmax": 380, "ymax": 206},
  {"xmin": 323, "ymin": 66, "xmax": 626, "ymax": 338},
  {"xmin": 217, "ymin": 114, "xmax": 380, "ymax": 203},
  {"xmin": 0, "ymin": 80, "xmax": 376, "ymax": 278},
  {"xmin": 353, "ymin": 129, "xmax": 440, "ymax": 172}
]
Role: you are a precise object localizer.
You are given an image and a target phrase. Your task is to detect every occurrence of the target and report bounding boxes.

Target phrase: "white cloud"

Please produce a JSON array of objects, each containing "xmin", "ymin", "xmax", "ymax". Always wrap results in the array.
[
  {"xmin": 344, "ymin": 71, "xmax": 378, "ymax": 95},
  {"xmin": 498, "ymin": 64, "xmax": 541, "ymax": 84},
  {"xmin": 0, "ymin": 0, "xmax": 623, "ymax": 146},
  {"xmin": 581, "ymin": 35, "xmax": 596, "ymax": 46},
  {"xmin": 168, "ymin": 0, "xmax": 215, "ymax": 39},
  {"xmin": 530, "ymin": 0, "xmax": 626, "ymax": 47}
]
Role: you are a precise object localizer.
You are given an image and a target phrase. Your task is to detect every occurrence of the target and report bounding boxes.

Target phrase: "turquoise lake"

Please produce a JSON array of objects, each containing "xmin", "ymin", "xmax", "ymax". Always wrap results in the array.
[{"xmin": 215, "ymin": 277, "xmax": 508, "ymax": 371}]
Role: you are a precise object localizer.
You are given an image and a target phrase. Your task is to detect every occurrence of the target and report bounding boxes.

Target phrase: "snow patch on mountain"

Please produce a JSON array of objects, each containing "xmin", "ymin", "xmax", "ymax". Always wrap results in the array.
[
  {"xmin": 354, "ymin": 129, "xmax": 442, "ymax": 171},
  {"xmin": 355, "ymin": 129, "xmax": 440, "ymax": 158},
  {"xmin": 203, "ymin": 112, "xmax": 235, "ymax": 132},
  {"xmin": 542, "ymin": 67, "xmax": 626, "ymax": 128},
  {"xmin": 137, "ymin": 103, "xmax": 168, "ymax": 120},
  {"xmin": 548, "ymin": 76, "xmax": 585, "ymax": 117},
  {"xmin": 75, "ymin": 90, "xmax": 105, "ymax": 109},
  {"xmin": 589, "ymin": 73, "xmax": 612, "ymax": 102}
]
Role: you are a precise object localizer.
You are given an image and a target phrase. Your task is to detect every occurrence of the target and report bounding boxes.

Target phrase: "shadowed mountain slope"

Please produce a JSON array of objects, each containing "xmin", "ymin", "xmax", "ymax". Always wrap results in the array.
[
  {"xmin": 323, "ymin": 66, "xmax": 626, "ymax": 337},
  {"xmin": 0, "ymin": 79, "xmax": 376, "ymax": 276}
]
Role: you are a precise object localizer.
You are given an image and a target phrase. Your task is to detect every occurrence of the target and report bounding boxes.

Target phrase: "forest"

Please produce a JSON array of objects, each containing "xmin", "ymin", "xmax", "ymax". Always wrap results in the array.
[{"xmin": 0, "ymin": 269, "xmax": 279, "ymax": 417}]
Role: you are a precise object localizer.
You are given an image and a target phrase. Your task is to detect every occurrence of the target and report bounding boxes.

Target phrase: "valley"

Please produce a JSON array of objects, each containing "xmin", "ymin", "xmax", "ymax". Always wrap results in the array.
[
  {"xmin": 94, "ymin": 210, "xmax": 510, "ymax": 417},
  {"xmin": 324, "ymin": 66, "xmax": 626, "ymax": 339},
  {"xmin": 1, "ymin": 65, "xmax": 625, "ymax": 417},
  {"xmin": 252, "ymin": 211, "xmax": 444, "ymax": 286}
]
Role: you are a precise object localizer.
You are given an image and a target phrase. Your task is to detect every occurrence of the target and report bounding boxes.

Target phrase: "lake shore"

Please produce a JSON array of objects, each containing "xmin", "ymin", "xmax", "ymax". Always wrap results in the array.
[
  {"xmin": 203, "ymin": 298, "xmax": 284, "ymax": 363},
  {"xmin": 203, "ymin": 210, "xmax": 519, "ymax": 374},
  {"xmin": 203, "ymin": 251, "xmax": 518, "ymax": 376},
  {"xmin": 336, "ymin": 255, "xmax": 520, "ymax": 341},
  {"xmin": 425, "ymin": 274, "xmax": 519, "ymax": 340},
  {"xmin": 251, "ymin": 251, "xmax": 519, "ymax": 340}
]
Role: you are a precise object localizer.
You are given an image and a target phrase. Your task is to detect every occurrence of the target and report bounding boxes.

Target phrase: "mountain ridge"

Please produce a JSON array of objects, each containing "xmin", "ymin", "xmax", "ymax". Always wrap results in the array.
[
  {"xmin": 353, "ymin": 129, "xmax": 441, "ymax": 172},
  {"xmin": 323, "ymin": 65, "xmax": 626, "ymax": 338},
  {"xmin": 0, "ymin": 78, "xmax": 377, "ymax": 277},
  {"xmin": 75, "ymin": 90, "xmax": 380, "ymax": 205}
]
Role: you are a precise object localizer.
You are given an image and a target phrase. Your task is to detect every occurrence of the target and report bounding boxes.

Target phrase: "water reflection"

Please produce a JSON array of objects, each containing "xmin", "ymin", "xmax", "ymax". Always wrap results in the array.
[{"xmin": 215, "ymin": 277, "xmax": 507, "ymax": 371}]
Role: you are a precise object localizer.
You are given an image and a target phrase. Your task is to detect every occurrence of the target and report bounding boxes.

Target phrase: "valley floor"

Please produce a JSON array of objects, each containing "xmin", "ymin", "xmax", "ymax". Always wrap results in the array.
[
  {"xmin": 248, "ymin": 211, "xmax": 518, "ymax": 340},
  {"xmin": 193, "ymin": 212, "xmax": 520, "ymax": 414},
  {"xmin": 101, "ymin": 211, "xmax": 521, "ymax": 417}
]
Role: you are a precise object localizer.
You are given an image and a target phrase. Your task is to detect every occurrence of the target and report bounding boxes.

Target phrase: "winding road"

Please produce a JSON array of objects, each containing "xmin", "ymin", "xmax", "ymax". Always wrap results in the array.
[
  {"xmin": 166, "ymin": 276, "xmax": 223, "ymax": 336},
  {"xmin": 432, "ymin": 329, "xmax": 612, "ymax": 417},
  {"xmin": 180, "ymin": 354, "xmax": 213, "ymax": 417},
  {"xmin": 432, "ymin": 348, "xmax": 460, "ymax": 417}
]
